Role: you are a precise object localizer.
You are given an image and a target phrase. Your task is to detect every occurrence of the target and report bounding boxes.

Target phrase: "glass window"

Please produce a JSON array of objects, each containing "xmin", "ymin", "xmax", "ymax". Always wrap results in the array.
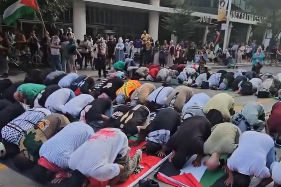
[
  {"xmin": 86, "ymin": 7, "xmax": 90, "ymax": 22},
  {"xmin": 95, "ymin": 8, "xmax": 100, "ymax": 23},
  {"xmin": 100, "ymin": 9, "xmax": 105, "ymax": 23}
]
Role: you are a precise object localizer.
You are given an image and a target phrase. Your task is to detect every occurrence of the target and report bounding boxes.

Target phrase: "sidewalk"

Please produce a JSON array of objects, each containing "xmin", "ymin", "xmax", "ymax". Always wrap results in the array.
[{"xmin": 207, "ymin": 61, "xmax": 252, "ymax": 69}]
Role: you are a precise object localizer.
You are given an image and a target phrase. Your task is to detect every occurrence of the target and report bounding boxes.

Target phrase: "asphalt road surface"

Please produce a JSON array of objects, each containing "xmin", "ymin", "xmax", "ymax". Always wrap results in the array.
[{"xmin": 0, "ymin": 66, "xmax": 280, "ymax": 187}]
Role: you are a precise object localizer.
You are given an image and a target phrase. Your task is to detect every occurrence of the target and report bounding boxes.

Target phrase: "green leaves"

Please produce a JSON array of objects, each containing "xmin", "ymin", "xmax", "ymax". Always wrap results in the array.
[
  {"xmin": 161, "ymin": 0, "xmax": 197, "ymax": 41},
  {"xmin": 0, "ymin": 0, "xmax": 68, "ymax": 24}
]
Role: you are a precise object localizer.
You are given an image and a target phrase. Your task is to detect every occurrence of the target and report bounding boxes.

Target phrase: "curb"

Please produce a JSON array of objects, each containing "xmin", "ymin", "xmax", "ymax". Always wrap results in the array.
[{"xmin": 208, "ymin": 64, "xmax": 252, "ymax": 69}]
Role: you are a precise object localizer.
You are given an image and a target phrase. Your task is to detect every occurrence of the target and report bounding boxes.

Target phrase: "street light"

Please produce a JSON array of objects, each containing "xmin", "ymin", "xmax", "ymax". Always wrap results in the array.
[{"xmin": 223, "ymin": 0, "xmax": 232, "ymax": 50}]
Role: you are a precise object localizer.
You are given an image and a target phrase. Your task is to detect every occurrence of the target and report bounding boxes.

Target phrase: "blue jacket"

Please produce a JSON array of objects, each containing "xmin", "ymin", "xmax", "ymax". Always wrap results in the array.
[{"xmin": 252, "ymin": 52, "xmax": 264, "ymax": 65}]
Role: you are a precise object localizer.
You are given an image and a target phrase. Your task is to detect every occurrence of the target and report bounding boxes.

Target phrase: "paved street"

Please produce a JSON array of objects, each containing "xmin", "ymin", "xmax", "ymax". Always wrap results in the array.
[{"xmin": 0, "ymin": 65, "xmax": 281, "ymax": 187}]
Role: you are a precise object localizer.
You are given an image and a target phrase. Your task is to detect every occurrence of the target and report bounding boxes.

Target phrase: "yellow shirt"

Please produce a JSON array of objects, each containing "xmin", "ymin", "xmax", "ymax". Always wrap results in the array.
[
  {"xmin": 203, "ymin": 93, "xmax": 234, "ymax": 119},
  {"xmin": 141, "ymin": 34, "xmax": 150, "ymax": 44}
]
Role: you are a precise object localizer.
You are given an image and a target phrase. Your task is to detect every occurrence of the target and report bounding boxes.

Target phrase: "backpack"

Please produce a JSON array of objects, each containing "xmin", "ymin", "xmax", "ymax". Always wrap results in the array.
[{"xmin": 241, "ymin": 81, "xmax": 253, "ymax": 96}]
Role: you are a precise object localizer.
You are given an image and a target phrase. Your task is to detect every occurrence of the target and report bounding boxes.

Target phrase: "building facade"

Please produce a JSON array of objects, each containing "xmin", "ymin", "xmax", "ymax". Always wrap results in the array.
[{"xmin": 1, "ymin": 0, "xmax": 266, "ymax": 46}]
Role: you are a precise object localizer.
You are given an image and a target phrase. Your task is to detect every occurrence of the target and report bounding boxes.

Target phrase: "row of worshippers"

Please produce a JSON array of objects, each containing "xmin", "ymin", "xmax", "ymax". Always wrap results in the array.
[
  {"xmin": 1, "ymin": 85, "xmax": 281, "ymax": 187},
  {"xmin": 1, "ymin": 70, "xmax": 281, "ymax": 186}
]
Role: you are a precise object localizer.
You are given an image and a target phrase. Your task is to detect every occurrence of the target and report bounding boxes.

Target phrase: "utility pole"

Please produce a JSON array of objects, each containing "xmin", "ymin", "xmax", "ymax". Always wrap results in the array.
[{"xmin": 223, "ymin": 0, "xmax": 232, "ymax": 50}]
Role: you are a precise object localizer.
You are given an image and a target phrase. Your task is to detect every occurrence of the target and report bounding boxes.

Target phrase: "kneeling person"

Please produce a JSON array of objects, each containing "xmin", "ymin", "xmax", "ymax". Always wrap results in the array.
[
  {"xmin": 66, "ymin": 128, "xmax": 142, "ymax": 187},
  {"xmin": 13, "ymin": 114, "xmax": 70, "ymax": 170}
]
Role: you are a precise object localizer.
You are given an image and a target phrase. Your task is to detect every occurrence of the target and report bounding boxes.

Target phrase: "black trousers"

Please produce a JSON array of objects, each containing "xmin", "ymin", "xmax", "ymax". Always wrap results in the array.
[{"xmin": 96, "ymin": 54, "xmax": 106, "ymax": 78}]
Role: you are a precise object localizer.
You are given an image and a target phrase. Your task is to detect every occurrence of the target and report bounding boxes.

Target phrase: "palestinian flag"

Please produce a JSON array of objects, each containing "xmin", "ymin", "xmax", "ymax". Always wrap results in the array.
[
  {"xmin": 156, "ymin": 155, "xmax": 226, "ymax": 187},
  {"xmin": 3, "ymin": 0, "xmax": 39, "ymax": 25}
]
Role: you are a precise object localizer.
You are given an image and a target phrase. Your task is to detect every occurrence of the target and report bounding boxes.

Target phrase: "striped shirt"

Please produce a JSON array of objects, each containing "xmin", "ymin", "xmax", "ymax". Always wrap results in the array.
[
  {"xmin": 68, "ymin": 128, "xmax": 128, "ymax": 181},
  {"xmin": 39, "ymin": 122, "xmax": 94, "ymax": 169},
  {"xmin": 45, "ymin": 88, "xmax": 74, "ymax": 113},
  {"xmin": 62, "ymin": 94, "xmax": 94, "ymax": 117},
  {"xmin": 1, "ymin": 108, "xmax": 51, "ymax": 145}
]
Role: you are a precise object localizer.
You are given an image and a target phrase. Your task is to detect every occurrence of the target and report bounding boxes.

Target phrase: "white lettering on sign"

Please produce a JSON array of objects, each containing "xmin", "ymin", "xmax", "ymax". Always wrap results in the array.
[
  {"xmin": 197, "ymin": 16, "xmax": 213, "ymax": 24},
  {"xmin": 230, "ymin": 11, "xmax": 266, "ymax": 23}
]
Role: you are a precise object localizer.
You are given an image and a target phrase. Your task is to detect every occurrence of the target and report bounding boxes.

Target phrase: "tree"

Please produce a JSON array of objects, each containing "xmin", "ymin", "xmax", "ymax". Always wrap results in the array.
[
  {"xmin": 0, "ymin": 0, "xmax": 68, "ymax": 26},
  {"xmin": 162, "ymin": 0, "xmax": 197, "ymax": 41},
  {"xmin": 246, "ymin": 0, "xmax": 281, "ymax": 45}
]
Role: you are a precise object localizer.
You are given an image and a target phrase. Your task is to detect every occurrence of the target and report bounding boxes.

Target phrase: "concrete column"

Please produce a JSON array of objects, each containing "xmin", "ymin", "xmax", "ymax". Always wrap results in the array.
[
  {"xmin": 246, "ymin": 25, "xmax": 252, "ymax": 44},
  {"xmin": 226, "ymin": 23, "xmax": 232, "ymax": 47},
  {"xmin": 73, "ymin": 0, "xmax": 86, "ymax": 40},
  {"xmin": 171, "ymin": 34, "xmax": 177, "ymax": 43},
  {"xmin": 203, "ymin": 26, "xmax": 209, "ymax": 44},
  {"xmin": 148, "ymin": 0, "xmax": 160, "ymax": 40},
  {"xmin": 150, "ymin": 0, "xmax": 160, "ymax": 6},
  {"xmin": 148, "ymin": 11, "xmax": 159, "ymax": 40}
]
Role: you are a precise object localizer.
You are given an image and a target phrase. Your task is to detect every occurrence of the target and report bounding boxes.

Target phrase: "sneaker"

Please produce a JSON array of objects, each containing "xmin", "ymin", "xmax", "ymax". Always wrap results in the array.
[
  {"xmin": 128, "ymin": 149, "xmax": 142, "ymax": 174},
  {"xmin": 139, "ymin": 179, "xmax": 160, "ymax": 187}
]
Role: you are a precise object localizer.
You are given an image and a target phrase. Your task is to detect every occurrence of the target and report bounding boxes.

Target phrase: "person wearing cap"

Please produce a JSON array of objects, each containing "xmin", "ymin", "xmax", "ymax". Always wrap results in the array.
[
  {"xmin": 204, "ymin": 122, "xmax": 241, "ymax": 171},
  {"xmin": 12, "ymin": 114, "xmax": 70, "ymax": 170},
  {"xmin": 181, "ymin": 93, "xmax": 210, "ymax": 120},
  {"xmin": 115, "ymin": 79, "xmax": 141, "ymax": 104},
  {"xmin": 44, "ymin": 88, "xmax": 75, "ymax": 113},
  {"xmin": 31, "ymin": 121, "xmax": 94, "ymax": 184},
  {"xmin": 80, "ymin": 98, "xmax": 112, "ymax": 132},
  {"xmin": 224, "ymin": 131, "xmax": 275, "ymax": 187},
  {"xmin": 139, "ymin": 108, "xmax": 181, "ymax": 153},
  {"xmin": 0, "ymin": 107, "xmax": 51, "ymax": 158},
  {"xmin": 166, "ymin": 86, "xmax": 193, "ymax": 112},
  {"xmin": 130, "ymin": 83, "xmax": 156, "ymax": 107},
  {"xmin": 14, "ymin": 83, "xmax": 46, "ymax": 105}
]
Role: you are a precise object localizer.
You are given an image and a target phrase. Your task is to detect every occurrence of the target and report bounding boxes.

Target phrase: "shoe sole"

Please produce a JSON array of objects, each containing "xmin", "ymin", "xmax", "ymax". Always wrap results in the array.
[{"xmin": 129, "ymin": 149, "xmax": 142, "ymax": 173}]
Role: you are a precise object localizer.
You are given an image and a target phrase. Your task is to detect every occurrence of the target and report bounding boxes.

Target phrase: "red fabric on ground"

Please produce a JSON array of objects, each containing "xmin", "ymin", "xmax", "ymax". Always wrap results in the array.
[
  {"xmin": 146, "ymin": 64, "xmax": 160, "ymax": 71},
  {"xmin": 157, "ymin": 172, "xmax": 203, "ymax": 187},
  {"xmin": 87, "ymin": 141, "xmax": 162, "ymax": 187}
]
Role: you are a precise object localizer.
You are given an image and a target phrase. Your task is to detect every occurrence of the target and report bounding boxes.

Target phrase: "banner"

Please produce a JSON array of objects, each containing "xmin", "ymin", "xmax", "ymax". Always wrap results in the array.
[{"xmin": 217, "ymin": 0, "xmax": 228, "ymax": 22}]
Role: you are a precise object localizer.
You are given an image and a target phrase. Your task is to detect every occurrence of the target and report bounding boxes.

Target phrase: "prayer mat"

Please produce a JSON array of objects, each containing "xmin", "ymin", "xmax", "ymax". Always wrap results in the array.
[
  {"xmin": 156, "ymin": 155, "xmax": 227, "ymax": 187},
  {"xmin": 87, "ymin": 138, "xmax": 170, "ymax": 187}
]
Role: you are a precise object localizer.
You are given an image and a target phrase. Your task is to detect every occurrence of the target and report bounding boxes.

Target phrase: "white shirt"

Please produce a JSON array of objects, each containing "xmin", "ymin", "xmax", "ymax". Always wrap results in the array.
[
  {"xmin": 40, "ymin": 122, "xmax": 94, "ymax": 169},
  {"xmin": 147, "ymin": 86, "xmax": 175, "ymax": 106},
  {"xmin": 271, "ymin": 162, "xmax": 281, "ymax": 185},
  {"xmin": 182, "ymin": 93, "xmax": 210, "ymax": 113},
  {"xmin": 45, "ymin": 88, "xmax": 73, "ymax": 113},
  {"xmin": 208, "ymin": 73, "xmax": 221, "ymax": 87},
  {"xmin": 58, "ymin": 73, "xmax": 79, "ymax": 88},
  {"xmin": 63, "ymin": 94, "xmax": 94, "ymax": 117},
  {"xmin": 68, "ymin": 128, "xmax": 128, "ymax": 181},
  {"xmin": 250, "ymin": 78, "xmax": 262, "ymax": 89},
  {"xmin": 227, "ymin": 131, "xmax": 274, "ymax": 178},
  {"xmin": 50, "ymin": 36, "xmax": 60, "ymax": 55},
  {"xmin": 80, "ymin": 40, "xmax": 91, "ymax": 53}
]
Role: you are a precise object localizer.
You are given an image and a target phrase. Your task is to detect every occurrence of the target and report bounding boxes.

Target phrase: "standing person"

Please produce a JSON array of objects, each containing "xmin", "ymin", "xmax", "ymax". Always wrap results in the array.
[
  {"xmin": 96, "ymin": 38, "xmax": 107, "ymax": 81},
  {"xmin": 79, "ymin": 35, "xmax": 91, "ymax": 70},
  {"xmin": 145, "ymin": 40, "xmax": 153, "ymax": 64},
  {"xmin": 245, "ymin": 44, "xmax": 252, "ymax": 62},
  {"xmin": 66, "ymin": 28, "xmax": 75, "ymax": 39},
  {"xmin": 67, "ymin": 37, "xmax": 81, "ymax": 73},
  {"xmin": 115, "ymin": 37, "xmax": 125, "ymax": 63},
  {"xmin": 135, "ymin": 38, "xmax": 142, "ymax": 54},
  {"xmin": 237, "ymin": 43, "xmax": 245, "ymax": 64},
  {"xmin": 50, "ymin": 30, "xmax": 62, "ymax": 71},
  {"xmin": 40, "ymin": 31, "xmax": 51, "ymax": 66},
  {"xmin": 107, "ymin": 35, "xmax": 115, "ymax": 70},
  {"xmin": 0, "ymin": 32, "xmax": 10, "ymax": 78},
  {"xmin": 187, "ymin": 42, "xmax": 196, "ymax": 64},
  {"xmin": 141, "ymin": 30, "xmax": 150, "ymax": 48},
  {"xmin": 61, "ymin": 36, "xmax": 70, "ymax": 72},
  {"xmin": 91, "ymin": 38, "xmax": 98, "ymax": 70},
  {"xmin": 252, "ymin": 47, "xmax": 264, "ymax": 74},
  {"xmin": 167, "ymin": 40, "xmax": 175, "ymax": 67},
  {"xmin": 28, "ymin": 30, "xmax": 39, "ymax": 59},
  {"xmin": 175, "ymin": 43, "xmax": 181, "ymax": 64},
  {"xmin": 15, "ymin": 29, "xmax": 26, "ymax": 55}
]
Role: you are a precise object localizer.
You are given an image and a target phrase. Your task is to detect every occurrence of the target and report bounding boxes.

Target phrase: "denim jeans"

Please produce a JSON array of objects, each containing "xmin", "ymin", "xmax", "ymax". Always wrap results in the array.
[
  {"xmin": 61, "ymin": 54, "xmax": 67, "ymax": 72},
  {"xmin": 266, "ymin": 146, "xmax": 276, "ymax": 169},
  {"xmin": 51, "ymin": 54, "xmax": 62, "ymax": 71},
  {"xmin": 88, "ymin": 106, "xmax": 113, "ymax": 132}
]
